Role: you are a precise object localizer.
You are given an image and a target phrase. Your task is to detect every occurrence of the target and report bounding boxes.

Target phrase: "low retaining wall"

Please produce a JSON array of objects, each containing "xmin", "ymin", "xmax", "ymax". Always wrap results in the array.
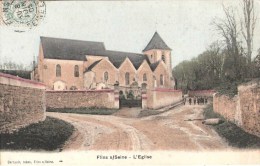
[
  {"xmin": 46, "ymin": 89, "xmax": 119, "ymax": 109},
  {"xmin": 0, "ymin": 72, "xmax": 46, "ymax": 133},
  {"xmin": 213, "ymin": 79, "xmax": 260, "ymax": 137},
  {"xmin": 145, "ymin": 88, "xmax": 183, "ymax": 109}
]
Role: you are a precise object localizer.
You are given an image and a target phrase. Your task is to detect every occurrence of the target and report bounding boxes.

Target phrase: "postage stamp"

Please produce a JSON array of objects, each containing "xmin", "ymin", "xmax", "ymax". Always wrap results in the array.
[{"xmin": 2, "ymin": 0, "xmax": 46, "ymax": 29}]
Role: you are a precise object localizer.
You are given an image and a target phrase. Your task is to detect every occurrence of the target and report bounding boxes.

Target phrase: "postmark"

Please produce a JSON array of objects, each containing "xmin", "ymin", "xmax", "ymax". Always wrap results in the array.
[{"xmin": 2, "ymin": 0, "xmax": 46, "ymax": 29}]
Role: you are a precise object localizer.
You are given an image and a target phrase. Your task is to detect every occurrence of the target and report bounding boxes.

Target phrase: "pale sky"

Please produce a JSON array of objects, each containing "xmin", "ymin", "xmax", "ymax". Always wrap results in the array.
[{"xmin": 0, "ymin": 0, "xmax": 260, "ymax": 68}]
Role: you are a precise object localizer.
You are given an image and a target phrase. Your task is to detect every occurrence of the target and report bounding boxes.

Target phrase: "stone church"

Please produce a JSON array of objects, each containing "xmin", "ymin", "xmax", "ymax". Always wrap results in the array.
[{"xmin": 32, "ymin": 32, "xmax": 175, "ymax": 91}]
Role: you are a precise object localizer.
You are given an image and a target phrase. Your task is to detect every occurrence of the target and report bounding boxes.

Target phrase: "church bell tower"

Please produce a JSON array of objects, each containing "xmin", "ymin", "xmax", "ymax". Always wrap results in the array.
[{"xmin": 142, "ymin": 32, "xmax": 173, "ymax": 76}]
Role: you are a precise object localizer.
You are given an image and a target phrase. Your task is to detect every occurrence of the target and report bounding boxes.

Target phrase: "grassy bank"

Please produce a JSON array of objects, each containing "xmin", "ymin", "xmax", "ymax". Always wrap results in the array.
[
  {"xmin": 47, "ymin": 107, "xmax": 118, "ymax": 115},
  {"xmin": 138, "ymin": 109, "xmax": 161, "ymax": 117},
  {"xmin": 0, "ymin": 117, "xmax": 74, "ymax": 151},
  {"xmin": 203, "ymin": 104, "xmax": 260, "ymax": 149}
]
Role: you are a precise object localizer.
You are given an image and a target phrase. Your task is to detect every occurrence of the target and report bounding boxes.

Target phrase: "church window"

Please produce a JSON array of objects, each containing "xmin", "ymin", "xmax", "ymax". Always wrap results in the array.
[
  {"xmin": 162, "ymin": 54, "xmax": 166, "ymax": 63},
  {"xmin": 74, "ymin": 65, "xmax": 79, "ymax": 77},
  {"xmin": 143, "ymin": 73, "xmax": 147, "ymax": 81},
  {"xmin": 56, "ymin": 64, "xmax": 61, "ymax": 77},
  {"xmin": 160, "ymin": 74, "xmax": 164, "ymax": 85},
  {"xmin": 125, "ymin": 72, "xmax": 130, "ymax": 85},
  {"xmin": 104, "ymin": 71, "xmax": 108, "ymax": 81}
]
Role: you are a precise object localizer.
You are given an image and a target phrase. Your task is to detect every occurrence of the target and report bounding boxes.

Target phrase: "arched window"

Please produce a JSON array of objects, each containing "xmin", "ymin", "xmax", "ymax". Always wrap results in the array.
[
  {"xmin": 143, "ymin": 73, "xmax": 147, "ymax": 81},
  {"xmin": 125, "ymin": 72, "xmax": 130, "ymax": 85},
  {"xmin": 56, "ymin": 64, "xmax": 61, "ymax": 77},
  {"xmin": 160, "ymin": 74, "xmax": 164, "ymax": 85},
  {"xmin": 104, "ymin": 71, "xmax": 108, "ymax": 81},
  {"xmin": 162, "ymin": 54, "xmax": 166, "ymax": 63},
  {"xmin": 74, "ymin": 65, "xmax": 79, "ymax": 77}
]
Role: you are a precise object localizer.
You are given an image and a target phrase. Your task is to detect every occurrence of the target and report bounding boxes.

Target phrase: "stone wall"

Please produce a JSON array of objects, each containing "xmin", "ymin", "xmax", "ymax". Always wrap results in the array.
[
  {"xmin": 238, "ymin": 79, "xmax": 260, "ymax": 137},
  {"xmin": 213, "ymin": 79, "xmax": 260, "ymax": 137},
  {"xmin": 118, "ymin": 58, "xmax": 137, "ymax": 87},
  {"xmin": 41, "ymin": 59, "xmax": 84, "ymax": 90},
  {"xmin": 0, "ymin": 72, "xmax": 46, "ymax": 133},
  {"xmin": 146, "ymin": 88, "xmax": 183, "ymax": 109},
  {"xmin": 137, "ymin": 61, "xmax": 154, "ymax": 90},
  {"xmin": 213, "ymin": 94, "xmax": 240, "ymax": 124},
  {"xmin": 87, "ymin": 58, "xmax": 118, "ymax": 88},
  {"xmin": 153, "ymin": 62, "xmax": 173, "ymax": 88},
  {"xmin": 46, "ymin": 89, "xmax": 119, "ymax": 109},
  {"xmin": 188, "ymin": 90, "xmax": 216, "ymax": 97}
]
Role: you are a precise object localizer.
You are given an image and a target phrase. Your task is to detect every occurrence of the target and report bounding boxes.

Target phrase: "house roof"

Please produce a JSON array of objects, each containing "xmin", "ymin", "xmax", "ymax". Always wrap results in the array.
[
  {"xmin": 150, "ymin": 61, "xmax": 161, "ymax": 71},
  {"xmin": 40, "ymin": 37, "xmax": 106, "ymax": 61},
  {"xmin": 143, "ymin": 32, "xmax": 171, "ymax": 52}
]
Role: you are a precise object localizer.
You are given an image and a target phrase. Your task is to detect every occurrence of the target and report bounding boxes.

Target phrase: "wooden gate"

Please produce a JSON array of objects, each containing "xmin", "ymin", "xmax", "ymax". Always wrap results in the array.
[
  {"xmin": 118, "ymin": 86, "xmax": 142, "ymax": 108},
  {"xmin": 119, "ymin": 99, "xmax": 142, "ymax": 108}
]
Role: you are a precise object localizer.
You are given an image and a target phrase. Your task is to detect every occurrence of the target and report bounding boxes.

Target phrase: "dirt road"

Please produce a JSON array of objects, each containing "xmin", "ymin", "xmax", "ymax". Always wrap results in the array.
[{"xmin": 47, "ymin": 105, "xmax": 229, "ymax": 151}]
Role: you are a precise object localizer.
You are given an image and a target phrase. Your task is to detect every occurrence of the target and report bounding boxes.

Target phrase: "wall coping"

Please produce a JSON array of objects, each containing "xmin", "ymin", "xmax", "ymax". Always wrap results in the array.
[
  {"xmin": 46, "ymin": 89, "xmax": 114, "ymax": 93},
  {"xmin": 0, "ymin": 72, "xmax": 45, "ymax": 89},
  {"xmin": 153, "ymin": 88, "xmax": 182, "ymax": 92},
  {"xmin": 188, "ymin": 90, "xmax": 216, "ymax": 93},
  {"xmin": 238, "ymin": 79, "xmax": 260, "ymax": 91},
  {"xmin": 213, "ymin": 92, "xmax": 238, "ymax": 99}
]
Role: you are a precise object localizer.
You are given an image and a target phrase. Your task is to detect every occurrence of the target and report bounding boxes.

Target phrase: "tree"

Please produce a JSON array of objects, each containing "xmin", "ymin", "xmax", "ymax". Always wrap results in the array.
[
  {"xmin": 241, "ymin": 0, "xmax": 257, "ymax": 64},
  {"xmin": 212, "ymin": 5, "xmax": 246, "ymax": 81},
  {"xmin": 173, "ymin": 42, "xmax": 223, "ymax": 92},
  {"xmin": 0, "ymin": 56, "xmax": 32, "ymax": 70},
  {"xmin": 173, "ymin": 1, "xmax": 257, "ymax": 95},
  {"xmin": 252, "ymin": 48, "xmax": 260, "ymax": 77}
]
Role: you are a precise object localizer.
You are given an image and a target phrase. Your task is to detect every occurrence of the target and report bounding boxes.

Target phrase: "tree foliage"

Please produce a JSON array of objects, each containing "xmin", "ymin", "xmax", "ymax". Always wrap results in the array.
[
  {"xmin": 173, "ymin": 0, "xmax": 258, "ymax": 95},
  {"xmin": 173, "ymin": 42, "xmax": 224, "ymax": 93},
  {"xmin": 0, "ymin": 56, "xmax": 32, "ymax": 70}
]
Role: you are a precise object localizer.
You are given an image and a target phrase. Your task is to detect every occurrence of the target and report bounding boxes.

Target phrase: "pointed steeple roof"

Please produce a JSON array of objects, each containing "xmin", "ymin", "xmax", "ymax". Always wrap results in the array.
[{"xmin": 143, "ymin": 32, "xmax": 171, "ymax": 52}]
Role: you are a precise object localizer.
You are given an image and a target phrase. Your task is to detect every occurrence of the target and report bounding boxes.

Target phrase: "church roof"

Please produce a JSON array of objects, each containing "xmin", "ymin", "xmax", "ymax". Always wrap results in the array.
[
  {"xmin": 143, "ymin": 32, "xmax": 171, "ymax": 52},
  {"xmin": 40, "ymin": 36, "xmax": 158, "ymax": 70},
  {"xmin": 40, "ymin": 37, "xmax": 106, "ymax": 61},
  {"xmin": 85, "ymin": 59, "xmax": 102, "ymax": 72},
  {"xmin": 150, "ymin": 61, "xmax": 161, "ymax": 71},
  {"xmin": 86, "ymin": 50, "xmax": 150, "ymax": 69}
]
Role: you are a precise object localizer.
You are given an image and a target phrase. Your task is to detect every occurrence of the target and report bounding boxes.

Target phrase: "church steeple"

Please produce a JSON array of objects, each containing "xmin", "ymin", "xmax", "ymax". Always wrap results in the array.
[
  {"xmin": 143, "ymin": 32, "xmax": 171, "ymax": 52},
  {"xmin": 143, "ymin": 32, "xmax": 173, "ymax": 80}
]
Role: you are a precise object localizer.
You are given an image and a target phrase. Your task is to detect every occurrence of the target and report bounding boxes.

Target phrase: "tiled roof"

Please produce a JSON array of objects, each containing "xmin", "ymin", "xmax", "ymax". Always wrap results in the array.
[
  {"xmin": 150, "ymin": 61, "xmax": 161, "ymax": 71},
  {"xmin": 86, "ymin": 50, "xmax": 150, "ymax": 69},
  {"xmin": 143, "ymin": 32, "xmax": 171, "ymax": 52},
  {"xmin": 40, "ymin": 37, "xmax": 106, "ymax": 61},
  {"xmin": 40, "ymin": 36, "xmax": 165, "ymax": 71},
  {"xmin": 85, "ymin": 59, "xmax": 102, "ymax": 72}
]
